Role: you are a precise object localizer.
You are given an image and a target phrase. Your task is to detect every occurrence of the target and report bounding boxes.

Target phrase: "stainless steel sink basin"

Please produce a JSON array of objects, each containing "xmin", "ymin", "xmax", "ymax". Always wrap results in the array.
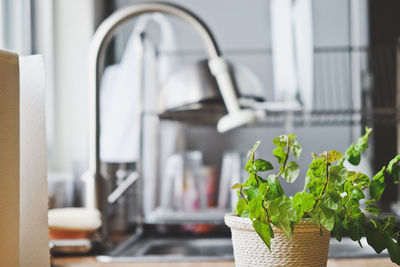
[
  {"xmin": 96, "ymin": 236, "xmax": 388, "ymax": 262},
  {"xmin": 142, "ymin": 239, "xmax": 233, "ymax": 257},
  {"xmin": 96, "ymin": 237, "xmax": 234, "ymax": 262}
]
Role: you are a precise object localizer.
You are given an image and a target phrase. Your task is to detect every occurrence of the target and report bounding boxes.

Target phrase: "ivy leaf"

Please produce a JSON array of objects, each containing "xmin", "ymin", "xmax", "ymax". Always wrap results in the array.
[
  {"xmin": 270, "ymin": 195, "xmax": 297, "ymax": 222},
  {"xmin": 355, "ymin": 137, "xmax": 368, "ymax": 152},
  {"xmin": 346, "ymin": 171, "xmax": 357, "ymax": 181},
  {"xmin": 366, "ymin": 205, "xmax": 380, "ymax": 217},
  {"xmin": 273, "ymin": 219, "xmax": 292, "ymax": 238},
  {"xmin": 319, "ymin": 205, "xmax": 335, "ymax": 231},
  {"xmin": 345, "ymin": 127, "xmax": 372, "ymax": 166},
  {"xmin": 244, "ymin": 186, "xmax": 259, "ymax": 201},
  {"xmin": 350, "ymin": 188, "xmax": 365, "ymax": 200},
  {"xmin": 265, "ymin": 175, "xmax": 284, "ymax": 201},
  {"xmin": 384, "ymin": 230, "xmax": 400, "ymax": 265},
  {"xmin": 292, "ymin": 192, "xmax": 315, "ymax": 210},
  {"xmin": 310, "ymin": 204, "xmax": 335, "ymax": 231},
  {"xmin": 387, "ymin": 155, "xmax": 400, "ymax": 184},
  {"xmin": 327, "ymin": 150, "xmax": 343, "ymax": 163},
  {"xmin": 282, "ymin": 161, "xmax": 300, "ymax": 183},
  {"xmin": 246, "ymin": 141, "xmax": 261, "ymax": 170},
  {"xmin": 253, "ymin": 159, "xmax": 273, "ymax": 172},
  {"xmin": 245, "ymin": 158, "xmax": 253, "ymax": 173},
  {"xmin": 366, "ymin": 219, "xmax": 386, "ymax": 254},
  {"xmin": 231, "ymin": 183, "xmax": 242, "ymax": 190},
  {"xmin": 332, "ymin": 215, "xmax": 342, "ymax": 241},
  {"xmin": 348, "ymin": 205, "xmax": 363, "ymax": 218},
  {"xmin": 259, "ymin": 182, "xmax": 269, "ymax": 195},
  {"xmin": 292, "ymin": 191, "xmax": 315, "ymax": 219},
  {"xmin": 307, "ymin": 158, "xmax": 327, "ymax": 179},
  {"xmin": 249, "ymin": 196, "xmax": 267, "ymax": 223},
  {"xmin": 253, "ymin": 220, "xmax": 274, "ymax": 250},
  {"xmin": 273, "ymin": 135, "xmax": 289, "ymax": 147},
  {"xmin": 307, "ymin": 177, "xmax": 325, "ymax": 198},
  {"xmin": 320, "ymin": 191, "xmax": 341, "ymax": 211},
  {"xmin": 347, "ymin": 214, "xmax": 365, "ymax": 242},
  {"xmin": 346, "ymin": 145, "xmax": 361, "ymax": 166},
  {"xmin": 370, "ymin": 167, "xmax": 386, "ymax": 201},
  {"xmin": 344, "ymin": 180, "xmax": 354, "ymax": 194},
  {"xmin": 355, "ymin": 173, "xmax": 370, "ymax": 187},
  {"xmin": 247, "ymin": 140, "xmax": 261, "ymax": 159},
  {"xmin": 252, "ymin": 140, "xmax": 261, "ymax": 152},
  {"xmin": 383, "ymin": 216, "xmax": 396, "ymax": 233},
  {"xmin": 243, "ymin": 172, "xmax": 258, "ymax": 187},
  {"xmin": 364, "ymin": 198, "xmax": 377, "ymax": 205},
  {"xmin": 235, "ymin": 198, "xmax": 248, "ymax": 217},
  {"xmin": 269, "ymin": 196, "xmax": 297, "ymax": 237},
  {"xmin": 329, "ymin": 165, "xmax": 348, "ymax": 186},
  {"xmin": 319, "ymin": 151, "xmax": 328, "ymax": 158},
  {"xmin": 273, "ymin": 146, "xmax": 286, "ymax": 164},
  {"xmin": 332, "ymin": 215, "xmax": 342, "ymax": 242},
  {"xmin": 290, "ymin": 139, "xmax": 303, "ymax": 159},
  {"xmin": 355, "ymin": 127, "xmax": 372, "ymax": 151}
]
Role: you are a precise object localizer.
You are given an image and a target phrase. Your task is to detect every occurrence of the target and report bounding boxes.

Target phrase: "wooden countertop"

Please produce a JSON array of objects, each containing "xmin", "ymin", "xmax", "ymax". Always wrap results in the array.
[{"xmin": 52, "ymin": 257, "xmax": 397, "ymax": 267}]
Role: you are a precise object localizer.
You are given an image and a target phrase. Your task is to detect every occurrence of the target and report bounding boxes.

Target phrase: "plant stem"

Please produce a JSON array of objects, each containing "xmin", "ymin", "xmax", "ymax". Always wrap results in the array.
[
  {"xmin": 276, "ymin": 139, "xmax": 291, "ymax": 179},
  {"xmin": 312, "ymin": 154, "xmax": 330, "ymax": 210},
  {"xmin": 255, "ymin": 171, "xmax": 259, "ymax": 186},
  {"xmin": 240, "ymin": 187, "xmax": 248, "ymax": 204},
  {"xmin": 262, "ymin": 200, "xmax": 271, "ymax": 223}
]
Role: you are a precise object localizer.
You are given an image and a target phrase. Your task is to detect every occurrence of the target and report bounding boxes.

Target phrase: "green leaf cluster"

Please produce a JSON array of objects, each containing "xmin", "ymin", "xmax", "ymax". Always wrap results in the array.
[
  {"xmin": 232, "ymin": 127, "xmax": 400, "ymax": 265},
  {"xmin": 343, "ymin": 127, "xmax": 372, "ymax": 166}
]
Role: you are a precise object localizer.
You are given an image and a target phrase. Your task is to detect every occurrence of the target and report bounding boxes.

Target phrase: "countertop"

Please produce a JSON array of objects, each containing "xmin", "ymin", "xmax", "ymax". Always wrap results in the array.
[{"xmin": 52, "ymin": 257, "xmax": 397, "ymax": 267}]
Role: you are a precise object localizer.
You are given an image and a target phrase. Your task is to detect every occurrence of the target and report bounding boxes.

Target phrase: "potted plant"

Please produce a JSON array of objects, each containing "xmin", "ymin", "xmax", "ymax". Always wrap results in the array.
[{"xmin": 225, "ymin": 127, "xmax": 400, "ymax": 267}]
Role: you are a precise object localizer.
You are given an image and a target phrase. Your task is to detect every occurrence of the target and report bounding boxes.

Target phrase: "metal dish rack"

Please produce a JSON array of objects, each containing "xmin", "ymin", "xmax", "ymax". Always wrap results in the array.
[{"xmin": 159, "ymin": 44, "xmax": 400, "ymax": 128}]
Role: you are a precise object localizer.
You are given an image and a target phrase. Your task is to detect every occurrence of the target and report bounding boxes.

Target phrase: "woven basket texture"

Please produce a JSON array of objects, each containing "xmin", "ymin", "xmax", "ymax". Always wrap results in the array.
[{"xmin": 225, "ymin": 214, "xmax": 330, "ymax": 267}]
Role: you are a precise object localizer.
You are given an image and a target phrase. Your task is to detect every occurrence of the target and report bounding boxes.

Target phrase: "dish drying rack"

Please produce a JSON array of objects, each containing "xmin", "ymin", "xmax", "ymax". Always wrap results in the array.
[
  {"xmin": 146, "ymin": 43, "xmax": 400, "ymax": 225},
  {"xmin": 158, "ymin": 44, "xmax": 400, "ymax": 128}
]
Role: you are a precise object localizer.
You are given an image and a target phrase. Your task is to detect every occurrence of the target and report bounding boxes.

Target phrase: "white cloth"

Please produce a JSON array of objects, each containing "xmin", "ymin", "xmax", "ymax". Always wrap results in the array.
[{"xmin": 271, "ymin": 0, "xmax": 314, "ymax": 111}]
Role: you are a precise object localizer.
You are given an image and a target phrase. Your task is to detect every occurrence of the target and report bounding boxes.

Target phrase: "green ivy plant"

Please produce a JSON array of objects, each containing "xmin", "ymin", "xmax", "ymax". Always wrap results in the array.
[{"xmin": 232, "ymin": 127, "xmax": 400, "ymax": 265}]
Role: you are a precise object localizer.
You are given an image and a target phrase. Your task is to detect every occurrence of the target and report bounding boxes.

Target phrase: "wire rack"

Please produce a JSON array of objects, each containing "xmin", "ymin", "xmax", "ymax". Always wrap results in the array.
[
  {"xmin": 255, "ymin": 44, "xmax": 400, "ymax": 127},
  {"xmin": 159, "ymin": 44, "xmax": 400, "ymax": 127}
]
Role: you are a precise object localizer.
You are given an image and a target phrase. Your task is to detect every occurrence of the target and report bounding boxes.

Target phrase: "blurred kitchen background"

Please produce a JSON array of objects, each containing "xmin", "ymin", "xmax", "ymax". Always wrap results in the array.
[{"xmin": 2, "ymin": 0, "xmax": 400, "ymax": 256}]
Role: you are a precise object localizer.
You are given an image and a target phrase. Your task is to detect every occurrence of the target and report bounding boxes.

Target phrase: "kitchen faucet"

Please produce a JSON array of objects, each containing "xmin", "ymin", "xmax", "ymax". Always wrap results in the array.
[{"xmin": 84, "ymin": 2, "xmax": 259, "ymax": 240}]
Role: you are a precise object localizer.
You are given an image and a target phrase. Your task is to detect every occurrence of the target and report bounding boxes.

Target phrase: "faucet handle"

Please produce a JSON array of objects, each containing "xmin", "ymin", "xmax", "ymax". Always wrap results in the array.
[{"xmin": 107, "ymin": 171, "xmax": 139, "ymax": 204}]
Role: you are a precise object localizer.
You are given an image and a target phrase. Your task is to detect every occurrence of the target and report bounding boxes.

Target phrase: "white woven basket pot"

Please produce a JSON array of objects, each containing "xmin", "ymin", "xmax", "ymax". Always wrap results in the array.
[{"xmin": 225, "ymin": 214, "xmax": 331, "ymax": 267}]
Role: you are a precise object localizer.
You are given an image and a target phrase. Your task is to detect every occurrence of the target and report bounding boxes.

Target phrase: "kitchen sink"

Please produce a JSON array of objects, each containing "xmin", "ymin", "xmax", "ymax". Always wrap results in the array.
[
  {"xmin": 142, "ymin": 239, "xmax": 233, "ymax": 257},
  {"xmin": 96, "ymin": 236, "xmax": 388, "ymax": 262},
  {"xmin": 96, "ymin": 237, "xmax": 234, "ymax": 262}
]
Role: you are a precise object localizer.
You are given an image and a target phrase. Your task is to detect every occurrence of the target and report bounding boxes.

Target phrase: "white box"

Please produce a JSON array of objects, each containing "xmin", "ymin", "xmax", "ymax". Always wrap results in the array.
[{"xmin": 0, "ymin": 49, "xmax": 50, "ymax": 267}]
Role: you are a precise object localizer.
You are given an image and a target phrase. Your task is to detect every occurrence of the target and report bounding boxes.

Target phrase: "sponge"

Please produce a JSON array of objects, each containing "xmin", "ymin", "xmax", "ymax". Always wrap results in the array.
[{"xmin": 48, "ymin": 208, "xmax": 102, "ymax": 232}]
